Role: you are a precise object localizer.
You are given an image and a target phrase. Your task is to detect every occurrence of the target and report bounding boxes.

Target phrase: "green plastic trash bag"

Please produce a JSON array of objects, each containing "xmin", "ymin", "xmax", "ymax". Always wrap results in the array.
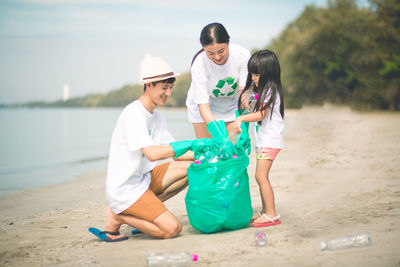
[
  {"xmin": 207, "ymin": 120, "xmax": 228, "ymax": 144},
  {"xmin": 185, "ymin": 115, "xmax": 252, "ymax": 233}
]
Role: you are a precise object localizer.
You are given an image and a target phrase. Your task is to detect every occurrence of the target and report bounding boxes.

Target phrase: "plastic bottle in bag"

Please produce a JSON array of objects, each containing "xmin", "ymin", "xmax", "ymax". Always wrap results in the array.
[
  {"xmin": 320, "ymin": 232, "xmax": 371, "ymax": 251},
  {"xmin": 146, "ymin": 251, "xmax": 198, "ymax": 266},
  {"xmin": 254, "ymin": 230, "xmax": 267, "ymax": 247},
  {"xmin": 204, "ymin": 148, "xmax": 220, "ymax": 163}
]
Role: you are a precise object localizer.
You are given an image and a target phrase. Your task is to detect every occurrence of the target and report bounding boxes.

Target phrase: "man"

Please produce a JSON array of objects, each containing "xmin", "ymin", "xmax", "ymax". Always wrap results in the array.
[{"xmin": 89, "ymin": 54, "xmax": 193, "ymax": 241}]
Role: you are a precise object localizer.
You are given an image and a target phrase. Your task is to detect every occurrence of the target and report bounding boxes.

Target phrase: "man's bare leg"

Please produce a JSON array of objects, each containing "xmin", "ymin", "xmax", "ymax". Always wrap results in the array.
[
  {"xmin": 104, "ymin": 161, "xmax": 191, "ymax": 240},
  {"xmin": 158, "ymin": 160, "xmax": 191, "ymax": 201},
  {"xmin": 105, "ymin": 208, "xmax": 181, "ymax": 239}
]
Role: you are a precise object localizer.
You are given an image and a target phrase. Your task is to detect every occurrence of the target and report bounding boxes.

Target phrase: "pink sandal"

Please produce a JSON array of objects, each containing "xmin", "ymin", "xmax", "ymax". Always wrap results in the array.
[
  {"xmin": 250, "ymin": 211, "xmax": 262, "ymax": 224},
  {"xmin": 252, "ymin": 214, "xmax": 281, "ymax": 228}
]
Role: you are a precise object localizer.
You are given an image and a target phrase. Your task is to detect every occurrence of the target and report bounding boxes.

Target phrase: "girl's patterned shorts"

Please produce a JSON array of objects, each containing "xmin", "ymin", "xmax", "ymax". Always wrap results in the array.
[{"xmin": 256, "ymin": 147, "xmax": 281, "ymax": 161}]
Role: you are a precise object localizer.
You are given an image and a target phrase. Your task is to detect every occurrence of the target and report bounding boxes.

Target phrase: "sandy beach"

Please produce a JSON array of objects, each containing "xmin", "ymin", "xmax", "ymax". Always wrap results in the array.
[{"xmin": 0, "ymin": 104, "xmax": 399, "ymax": 266}]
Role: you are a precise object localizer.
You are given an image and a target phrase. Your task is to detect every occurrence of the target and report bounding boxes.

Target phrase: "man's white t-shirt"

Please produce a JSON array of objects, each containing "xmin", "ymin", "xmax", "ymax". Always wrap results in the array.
[
  {"xmin": 106, "ymin": 100, "xmax": 175, "ymax": 214},
  {"xmin": 186, "ymin": 44, "xmax": 250, "ymax": 122},
  {"xmin": 254, "ymin": 90, "xmax": 285, "ymax": 149}
]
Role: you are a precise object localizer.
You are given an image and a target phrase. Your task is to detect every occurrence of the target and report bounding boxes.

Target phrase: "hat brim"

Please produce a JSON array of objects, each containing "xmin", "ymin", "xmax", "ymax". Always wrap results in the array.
[{"xmin": 139, "ymin": 73, "xmax": 181, "ymax": 85}]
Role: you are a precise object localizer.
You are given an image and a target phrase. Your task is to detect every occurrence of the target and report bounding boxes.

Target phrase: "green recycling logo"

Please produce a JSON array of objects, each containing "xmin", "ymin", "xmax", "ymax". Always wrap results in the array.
[{"xmin": 212, "ymin": 76, "xmax": 238, "ymax": 97}]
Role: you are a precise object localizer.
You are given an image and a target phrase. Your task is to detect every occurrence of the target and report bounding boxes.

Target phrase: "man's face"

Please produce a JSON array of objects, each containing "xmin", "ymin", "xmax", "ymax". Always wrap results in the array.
[
  {"xmin": 147, "ymin": 81, "xmax": 174, "ymax": 106},
  {"xmin": 204, "ymin": 42, "xmax": 229, "ymax": 65}
]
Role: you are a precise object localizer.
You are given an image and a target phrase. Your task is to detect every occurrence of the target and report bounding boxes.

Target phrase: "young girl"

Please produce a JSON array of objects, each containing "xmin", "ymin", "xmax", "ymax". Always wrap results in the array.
[{"xmin": 231, "ymin": 49, "xmax": 285, "ymax": 227}]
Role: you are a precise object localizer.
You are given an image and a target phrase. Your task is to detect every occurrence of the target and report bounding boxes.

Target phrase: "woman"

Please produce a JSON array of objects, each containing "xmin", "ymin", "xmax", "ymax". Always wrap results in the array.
[{"xmin": 186, "ymin": 22, "xmax": 250, "ymax": 138}]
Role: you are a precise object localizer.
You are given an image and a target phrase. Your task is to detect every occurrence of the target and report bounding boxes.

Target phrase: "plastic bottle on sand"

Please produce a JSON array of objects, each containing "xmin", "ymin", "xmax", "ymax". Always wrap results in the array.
[
  {"xmin": 320, "ymin": 232, "xmax": 371, "ymax": 251},
  {"xmin": 254, "ymin": 230, "xmax": 267, "ymax": 247},
  {"xmin": 146, "ymin": 251, "xmax": 198, "ymax": 266}
]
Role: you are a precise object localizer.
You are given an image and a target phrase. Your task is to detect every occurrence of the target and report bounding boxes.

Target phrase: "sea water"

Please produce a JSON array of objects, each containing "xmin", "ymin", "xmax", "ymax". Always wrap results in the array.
[{"xmin": 0, "ymin": 107, "xmax": 194, "ymax": 195}]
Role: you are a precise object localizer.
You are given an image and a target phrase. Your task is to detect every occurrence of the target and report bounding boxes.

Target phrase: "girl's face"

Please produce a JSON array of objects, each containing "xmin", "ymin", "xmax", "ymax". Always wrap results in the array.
[
  {"xmin": 204, "ymin": 43, "xmax": 229, "ymax": 65},
  {"xmin": 251, "ymin": 73, "xmax": 260, "ymax": 87}
]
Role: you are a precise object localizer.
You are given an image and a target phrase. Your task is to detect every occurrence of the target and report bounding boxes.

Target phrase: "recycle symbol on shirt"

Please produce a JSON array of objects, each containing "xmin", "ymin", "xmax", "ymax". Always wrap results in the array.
[{"xmin": 212, "ymin": 76, "xmax": 238, "ymax": 98}]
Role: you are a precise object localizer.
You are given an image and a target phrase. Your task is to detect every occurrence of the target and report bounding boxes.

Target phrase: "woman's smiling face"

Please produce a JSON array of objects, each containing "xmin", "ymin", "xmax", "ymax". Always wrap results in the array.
[{"xmin": 204, "ymin": 43, "xmax": 229, "ymax": 65}]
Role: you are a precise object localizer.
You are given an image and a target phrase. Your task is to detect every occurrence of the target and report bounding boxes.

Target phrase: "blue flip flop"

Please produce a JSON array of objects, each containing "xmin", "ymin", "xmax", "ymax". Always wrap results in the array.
[
  {"xmin": 131, "ymin": 228, "xmax": 143, "ymax": 235},
  {"xmin": 88, "ymin": 227, "xmax": 128, "ymax": 242}
]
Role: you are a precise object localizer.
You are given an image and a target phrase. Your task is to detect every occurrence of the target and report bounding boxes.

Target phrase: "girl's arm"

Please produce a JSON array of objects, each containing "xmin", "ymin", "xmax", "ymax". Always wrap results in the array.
[{"xmin": 231, "ymin": 109, "xmax": 269, "ymax": 133}]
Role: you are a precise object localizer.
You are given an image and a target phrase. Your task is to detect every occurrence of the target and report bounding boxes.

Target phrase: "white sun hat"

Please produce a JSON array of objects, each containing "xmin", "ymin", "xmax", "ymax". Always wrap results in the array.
[{"xmin": 138, "ymin": 53, "xmax": 180, "ymax": 85}]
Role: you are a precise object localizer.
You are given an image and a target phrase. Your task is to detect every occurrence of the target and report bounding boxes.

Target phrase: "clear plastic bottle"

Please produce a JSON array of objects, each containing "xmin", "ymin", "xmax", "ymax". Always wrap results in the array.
[
  {"xmin": 146, "ymin": 251, "xmax": 198, "ymax": 266},
  {"xmin": 245, "ymin": 91, "xmax": 258, "ymax": 113},
  {"xmin": 320, "ymin": 232, "xmax": 371, "ymax": 251},
  {"xmin": 204, "ymin": 149, "xmax": 220, "ymax": 163},
  {"xmin": 254, "ymin": 230, "xmax": 267, "ymax": 247}
]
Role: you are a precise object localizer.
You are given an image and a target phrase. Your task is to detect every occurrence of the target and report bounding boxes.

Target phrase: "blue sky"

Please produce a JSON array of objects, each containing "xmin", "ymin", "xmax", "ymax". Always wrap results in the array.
[{"xmin": 0, "ymin": 0, "xmax": 333, "ymax": 104}]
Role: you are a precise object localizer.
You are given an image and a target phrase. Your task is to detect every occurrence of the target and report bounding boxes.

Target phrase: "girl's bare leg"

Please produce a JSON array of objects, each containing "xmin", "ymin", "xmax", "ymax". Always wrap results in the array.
[{"xmin": 253, "ymin": 159, "xmax": 279, "ymax": 224}]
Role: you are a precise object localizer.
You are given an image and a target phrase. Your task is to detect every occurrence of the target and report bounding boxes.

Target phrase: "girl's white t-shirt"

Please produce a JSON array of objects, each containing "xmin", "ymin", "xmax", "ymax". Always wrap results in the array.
[
  {"xmin": 106, "ymin": 100, "xmax": 174, "ymax": 214},
  {"xmin": 254, "ymin": 90, "xmax": 285, "ymax": 149},
  {"xmin": 186, "ymin": 43, "xmax": 250, "ymax": 122}
]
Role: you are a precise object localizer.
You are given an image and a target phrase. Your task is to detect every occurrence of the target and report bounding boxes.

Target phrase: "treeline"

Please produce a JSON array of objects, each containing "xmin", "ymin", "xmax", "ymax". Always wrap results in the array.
[
  {"xmin": 269, "ymin": 0, "xmax": 400, "ymax": 110},
  {"xmin": 18, "ymin": 73, "xmax": 191, "ymax": 108},
  {"xmin": 16, "ymin": 0, "xmax": 399, "ymax": 110}
]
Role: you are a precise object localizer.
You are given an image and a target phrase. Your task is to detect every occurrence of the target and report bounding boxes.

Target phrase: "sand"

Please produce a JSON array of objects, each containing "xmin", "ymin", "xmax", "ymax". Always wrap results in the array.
[{"xmin": 0, "ymin": 104, "xmax": 399, "ymax": 266}]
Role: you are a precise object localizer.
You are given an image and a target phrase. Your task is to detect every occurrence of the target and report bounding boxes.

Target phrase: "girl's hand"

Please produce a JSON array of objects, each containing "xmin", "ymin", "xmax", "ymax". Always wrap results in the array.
[{"xmin": 231, "ymin": 117, "xmax": 243, "ymax": 134}]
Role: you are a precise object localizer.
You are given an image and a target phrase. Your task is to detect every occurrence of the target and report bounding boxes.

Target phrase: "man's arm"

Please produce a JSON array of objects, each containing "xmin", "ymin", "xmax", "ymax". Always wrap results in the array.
[
  {"xmin": 141, "ymin": 145, "xmax": 194, "ymax": 162},
  {"xmin": 141, "ymin": 145, "xmax": 175, "ymax": 162}
]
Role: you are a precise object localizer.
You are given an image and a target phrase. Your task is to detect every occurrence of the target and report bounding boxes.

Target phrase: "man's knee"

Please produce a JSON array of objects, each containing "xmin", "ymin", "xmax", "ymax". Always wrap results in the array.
[
  {"xmin": 161, "ymin": 220, "xmax": 182, "ymax": 239},
  {"xmin": 154, "ymin": 211, "xmax": 182, "ymax": 239}
]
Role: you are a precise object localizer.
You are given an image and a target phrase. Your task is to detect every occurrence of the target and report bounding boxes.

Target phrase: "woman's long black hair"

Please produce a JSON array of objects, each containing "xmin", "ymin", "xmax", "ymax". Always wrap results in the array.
[{"xmin": 238, "ymin": 49, "xmax": 284, "ymax": 120}]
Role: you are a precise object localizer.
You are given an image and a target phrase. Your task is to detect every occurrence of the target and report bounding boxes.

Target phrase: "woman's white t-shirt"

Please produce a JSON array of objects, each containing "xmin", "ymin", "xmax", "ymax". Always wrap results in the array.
[
  {"xmin": 106, "ymin": 100, "xmax": 174, "ymax": 214},
  {"xmin": 186, "ymin": 43, "xmax": 250, "ymax": 123},
  {"xmin": 254, "ymin": 90, "xmax": 285, "ymax": 149}
]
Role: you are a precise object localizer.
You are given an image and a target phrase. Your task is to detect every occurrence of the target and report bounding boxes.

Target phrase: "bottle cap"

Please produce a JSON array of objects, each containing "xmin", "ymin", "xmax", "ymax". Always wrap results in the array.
[
  {"xmin": 320, "ymin": 241, "xmax": 327, "ymax": 250},
  {"xmin": 192, "ymin": 254, "xmax": 198, "ymax": 262}
]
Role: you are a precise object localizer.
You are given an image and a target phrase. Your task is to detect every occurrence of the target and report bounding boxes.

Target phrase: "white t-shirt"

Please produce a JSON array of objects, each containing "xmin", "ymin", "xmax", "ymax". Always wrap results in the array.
[
  {"xmin": 106, "ymin": 100, "xmax": 175, "ymax": 214},
  {"xmin": 254, "ymin": 90, "xmax": 285, "ymax": 149},
  {"xmin": 186, "ymin": 44, "xmax": 250, "ymax": 122}
]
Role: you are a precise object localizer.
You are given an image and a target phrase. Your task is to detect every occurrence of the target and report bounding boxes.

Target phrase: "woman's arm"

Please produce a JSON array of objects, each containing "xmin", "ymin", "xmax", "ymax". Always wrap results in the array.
[{"xmin": 198, "ymin": 103, "xmax": 215, "ymax": 124}]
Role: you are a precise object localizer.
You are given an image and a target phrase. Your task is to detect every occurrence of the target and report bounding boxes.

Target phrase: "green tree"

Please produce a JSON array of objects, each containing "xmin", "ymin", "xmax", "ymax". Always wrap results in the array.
[{"xmin": 268, "ymin": 0, "xmax": 400, "ymax": 110}]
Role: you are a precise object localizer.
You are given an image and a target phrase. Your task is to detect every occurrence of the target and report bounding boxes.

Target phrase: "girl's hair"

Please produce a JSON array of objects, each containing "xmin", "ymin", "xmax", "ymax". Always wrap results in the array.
[
  {"xmin": 199, "ymin": 22, "xmax": 230, "ymax": 47},
  {"xmin": 238, "ymin": 49, "xmax": 284, "ymax": 120}
]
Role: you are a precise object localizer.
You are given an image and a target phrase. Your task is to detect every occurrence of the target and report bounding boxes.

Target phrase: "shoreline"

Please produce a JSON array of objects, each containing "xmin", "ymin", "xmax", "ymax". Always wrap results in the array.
[
  {"xmin": 1, "ymin": 105, "xmax": 399, "ymax": 266},
  {"xmin": 0, "ymin": 160, "xmax": 108, "ymax": 197}
]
